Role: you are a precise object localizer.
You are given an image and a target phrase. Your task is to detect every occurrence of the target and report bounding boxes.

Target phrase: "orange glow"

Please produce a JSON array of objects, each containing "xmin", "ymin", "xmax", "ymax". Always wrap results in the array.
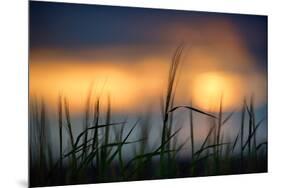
[
  {"xmin": 29, "ymin": 60, "xmax": 169, "ymax": 113},
  {"xmin": 29, "ymin": 47, "xmax": 267, "ymax": 113},
  {"xmin": 29, "ymin": 18, "xmax": 267, "ymax": 114},
  {"xmin": 191, "ymin": 72, "xmax": 244, "ymax": 111},
  {"xmin": 30, "ymin": 59, "xmax": 266, "ymax": 114}
]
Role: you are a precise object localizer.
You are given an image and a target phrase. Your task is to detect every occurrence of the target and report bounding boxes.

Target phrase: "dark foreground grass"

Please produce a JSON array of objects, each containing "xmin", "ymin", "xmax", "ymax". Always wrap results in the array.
[{"xmin": 29, "ymin": 46, "xmax": 267, "ymax": 187}]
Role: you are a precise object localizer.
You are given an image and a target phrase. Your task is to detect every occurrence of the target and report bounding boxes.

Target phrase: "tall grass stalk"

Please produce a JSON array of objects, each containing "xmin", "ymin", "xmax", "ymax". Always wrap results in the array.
[
  {"xmin": 189, "ymin": 101, "xmax": 194, "ymax": 161},
  {"xmin": 250, "ymin": 95, "xmax": 257, "ymax": 164},
  {"xmin": 58, "ymin": 96, "xmax": 63, "ymax": 172},
  {"xmin": 64, "ymin": 98, "xmax": 77, "ymax": 171},
  {"xmin": 240, "ymin": 100, "xmax": 246, "ymax": 171},
  {"xmin": 160, "ymin": 43, "xmax": 185, "ymax": 176},
  {"xmin": 82, "ymin": 89, "xmax": 92, "ymax": 161}
]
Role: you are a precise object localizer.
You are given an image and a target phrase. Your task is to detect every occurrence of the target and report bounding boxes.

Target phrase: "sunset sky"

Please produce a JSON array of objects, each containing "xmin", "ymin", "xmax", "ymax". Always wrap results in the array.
[{"xmin": 29, "ymin": 1, "xmax": 267, "ymax": 114}]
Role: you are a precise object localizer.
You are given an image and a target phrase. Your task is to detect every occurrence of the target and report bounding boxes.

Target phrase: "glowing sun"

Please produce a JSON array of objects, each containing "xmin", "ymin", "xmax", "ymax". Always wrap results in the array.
[{"xmin": 191, "ymin": 72, "xmax": 243, "ymax": 111}]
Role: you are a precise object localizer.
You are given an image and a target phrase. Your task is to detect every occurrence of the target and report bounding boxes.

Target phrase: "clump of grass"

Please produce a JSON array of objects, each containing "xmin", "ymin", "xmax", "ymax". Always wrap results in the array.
[{"xmin": 29, "ymin": 45, "xmax": 267, "ymax": 187}]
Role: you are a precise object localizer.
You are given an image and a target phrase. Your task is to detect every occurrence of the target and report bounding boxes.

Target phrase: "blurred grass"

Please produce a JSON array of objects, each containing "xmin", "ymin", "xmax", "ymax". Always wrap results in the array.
[{"xmin": 29, "ymin": 45, "xmax": 267, "ymax": 187}]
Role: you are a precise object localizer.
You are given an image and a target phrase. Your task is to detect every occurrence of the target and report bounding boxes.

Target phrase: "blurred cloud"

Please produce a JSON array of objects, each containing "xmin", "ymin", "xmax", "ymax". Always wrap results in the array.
[{"xmin": 29, "ymin": 4, "xmax": 267, "ymax": 114}]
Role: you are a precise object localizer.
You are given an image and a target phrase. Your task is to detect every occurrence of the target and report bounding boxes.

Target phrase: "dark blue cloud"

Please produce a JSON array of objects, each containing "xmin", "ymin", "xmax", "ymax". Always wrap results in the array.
[{"xmin": 29, "ymin": 1, "xmax": 267, "ymax": 68}]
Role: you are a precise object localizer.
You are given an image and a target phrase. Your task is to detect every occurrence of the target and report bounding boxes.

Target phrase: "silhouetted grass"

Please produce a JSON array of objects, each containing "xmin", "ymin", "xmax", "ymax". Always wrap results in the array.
[{"xmin": 29, "ymin": 45, "xmax": 267, "ymax": 187}]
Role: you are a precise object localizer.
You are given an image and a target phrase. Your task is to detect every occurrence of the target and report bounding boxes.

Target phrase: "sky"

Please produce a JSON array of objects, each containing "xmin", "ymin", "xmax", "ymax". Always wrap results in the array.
[{"xmin": 29, "ymin": 1, "xmax": 267, "ymax": 114}]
